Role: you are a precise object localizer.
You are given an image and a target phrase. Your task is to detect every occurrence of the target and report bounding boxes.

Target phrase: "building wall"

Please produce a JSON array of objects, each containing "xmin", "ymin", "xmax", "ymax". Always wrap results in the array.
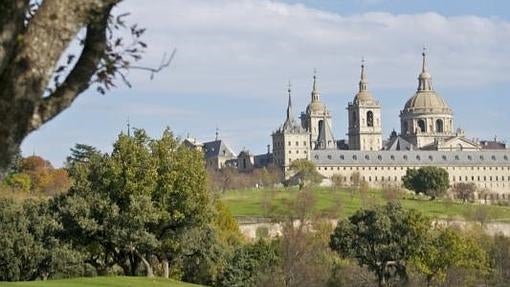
[
  {"xmin": 272, "ymin": 132, "xmax": 310, "ymax": 171},
  {"xmin": 311, "ymin": 150, "xmax": 510, "ymax": 196}
]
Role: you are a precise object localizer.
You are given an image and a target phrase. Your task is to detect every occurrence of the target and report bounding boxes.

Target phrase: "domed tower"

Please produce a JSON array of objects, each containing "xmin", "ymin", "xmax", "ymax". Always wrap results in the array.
[
  {"xmin": 300, "ymin": 71, "xmax": 336, "ymax": 150},
  {"xmin": 347, "ymin": 60, "xmax": 382, "ymax": 150},
  {"xmin": 400, "ymin": 50, "xmax": 454, "ymax": 148}
]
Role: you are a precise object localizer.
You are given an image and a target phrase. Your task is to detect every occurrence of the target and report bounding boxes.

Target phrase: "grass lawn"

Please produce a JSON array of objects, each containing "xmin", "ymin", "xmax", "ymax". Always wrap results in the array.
[
  {"xmin": 221, "ymin": 187, "xmax": 510, "ymax": 222},
  {"xmin": 0, "ymin": 277, "xmax": 204, "ymax": 287}
]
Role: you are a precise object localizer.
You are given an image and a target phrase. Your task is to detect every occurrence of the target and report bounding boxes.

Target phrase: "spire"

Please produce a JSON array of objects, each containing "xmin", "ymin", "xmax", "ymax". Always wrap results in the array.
[
  {"xmin": 421, "ymin": 47, "xmax": 427, "ymax": 73},
  {"xmin": 286, "ymin": 81, "xmax": 293, "ymax": 121},
  {"xmin": 127, "ymin": 116, "xmax": 131, "ymax": 137},
  {"xmin": 311, "ymin": 69, "xmax": 320, "ymax": 102},
  {"xmin": 359, "ymin": 57, "xmax": 368, "ymax": 92},
  {"xmin": 215, "ymin": 126, "xmax": 219, "ymax": 141},
  {"xmin": 417, "ymin": 47, "xmax": 433, "ymax": 91}
]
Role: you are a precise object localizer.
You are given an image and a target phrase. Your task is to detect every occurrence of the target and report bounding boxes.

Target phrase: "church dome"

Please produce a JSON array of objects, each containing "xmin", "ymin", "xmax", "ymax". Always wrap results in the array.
[
  {"xmin": 402, "ymin": 50, "xmax": 452, "ymax": 114},
  {"xmin": 354, "ymin": 90, "xmax": 377, "ymax": 105},
  {"xmin": 306, "ymin": 101, "xmax": 327, "ymax": 114},
  {"xmin": 404, "ymin": 91, "xmax": 451, "ymax": 113}
]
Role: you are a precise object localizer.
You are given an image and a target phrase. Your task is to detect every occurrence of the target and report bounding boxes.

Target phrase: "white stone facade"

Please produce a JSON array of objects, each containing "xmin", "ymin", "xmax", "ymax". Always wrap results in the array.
[{"xmin": 271, "ymin": 52, "xmax": 510, "ymax": 195}]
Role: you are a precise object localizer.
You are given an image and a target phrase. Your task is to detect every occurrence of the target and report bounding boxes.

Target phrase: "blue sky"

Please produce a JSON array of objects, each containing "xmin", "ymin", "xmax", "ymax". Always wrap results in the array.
[{"xmin": 23, "ymin": 0, "xmax": 510, "ymax": 166}]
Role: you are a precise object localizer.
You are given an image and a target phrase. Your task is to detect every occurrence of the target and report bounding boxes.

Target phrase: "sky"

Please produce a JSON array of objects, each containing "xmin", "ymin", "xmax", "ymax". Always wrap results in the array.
[{"xmin": 22, "ymin": 0, "xmax": 510, "ymax": 166}]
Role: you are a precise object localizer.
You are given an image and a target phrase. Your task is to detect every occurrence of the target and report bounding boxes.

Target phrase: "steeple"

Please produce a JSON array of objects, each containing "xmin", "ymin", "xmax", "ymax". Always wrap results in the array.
[
  {"xmin": 286, "ymin": 81, "xmax": 293, "ymax": 122},
  {"xmin": 311, "ymin": 69, "xmax": 320, "ymax": 102},
  {"xmin": 359, "ymin": 57, "xmax": 368, "ymax": 92},
  {"xmin": 417, "ymin": 48, "xmax": 433, "ymax": 91}
]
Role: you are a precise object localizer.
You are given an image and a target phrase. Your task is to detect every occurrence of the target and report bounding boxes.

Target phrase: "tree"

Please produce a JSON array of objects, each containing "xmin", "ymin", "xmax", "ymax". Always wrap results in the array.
[
  {"xmin": 55, "ymin": 128, "xmax": 211, "ymax": 278},
  {"xmin": 0, "ymin": 0, "xmax": 159, "ymax": 175},
  {"xmin": 451, "ymin": 182, "xmax": 477, "ymax": 203},
  {"xmin": 287, "ymin": 159, "xmax": 323, "ymax": 188},
  {"xmin": 413, "ymin": 227, "xmax": 489, "ymax": 287},
  {"xmin": 0, "ymin": 198, "xmax": 84, "ymax": 281},
  {"xmin": 330, "ymin": 202, "xmax": 430, "ymax": 287},
  {"xmin": 402, "ymin": 166, "xmax": 449, "ymax": 199},
  {"xmin": 217, "ymin": 239, "xmax": 279, "ymax": 287}
]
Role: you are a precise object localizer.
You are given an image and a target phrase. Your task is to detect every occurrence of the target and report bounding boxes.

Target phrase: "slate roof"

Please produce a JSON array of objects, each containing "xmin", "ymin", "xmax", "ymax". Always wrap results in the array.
[
  {"xmin": 311, "ymin": 150, "xmax": 510, "ymax": 166},
  {"xmin": 202, "ymin": 140, "xmax": 236, "ymax": 159}
]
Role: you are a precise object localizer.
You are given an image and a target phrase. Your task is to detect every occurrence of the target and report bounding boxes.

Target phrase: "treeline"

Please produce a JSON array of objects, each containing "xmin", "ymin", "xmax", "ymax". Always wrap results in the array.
[{"xmin": 1, "ymin": 129, "xmax": 510, "ymax": 287}]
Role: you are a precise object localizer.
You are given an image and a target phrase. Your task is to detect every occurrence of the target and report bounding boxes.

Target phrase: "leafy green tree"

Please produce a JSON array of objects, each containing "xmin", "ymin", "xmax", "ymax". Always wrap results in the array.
[
  {"xmin": 287, "ymin": 159, "xmax": 323, "ymax": 188},
  {"xmin": 330, "ymin": 202, "xmax": 430, "ymax": 287},
  {"xmin": 402, "ymin": 166, "xmax": 449, "ymax": 199},
  {"xmin": 56, "ymin": 128, "xmax": 211, "ymax": 279},
  {"xmin": 0, "ymin": 199, "xmax": 84, "ymax": 281},
  {"xmin": 66, "ymin": 144, "xmax": 100, "ymax": 168},
  {"xmin": 218, "ymin": 240, "xmax": 279, "ymax": 287},
  {"xmin": 413, "ymin": 227, "xmax": 489, "ymax": 287},
  {"xmin": 55, "ymin": 130, "xmax": 164, "ymax": 277},
  {"xmin": 149, "ymin": 129, "xmax": 211, "ymax": 278}
]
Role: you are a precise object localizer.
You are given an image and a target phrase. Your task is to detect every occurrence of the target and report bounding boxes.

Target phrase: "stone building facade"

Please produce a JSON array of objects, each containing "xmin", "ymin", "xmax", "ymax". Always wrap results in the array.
[{"xmin": 272, "ymin": 51, "xmax": 510, "ymax": 196}]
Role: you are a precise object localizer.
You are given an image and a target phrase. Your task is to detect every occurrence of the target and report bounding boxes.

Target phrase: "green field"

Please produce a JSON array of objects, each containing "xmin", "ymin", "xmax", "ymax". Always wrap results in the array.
[
  {"xmin": 0, "ymin": 277, "xmax": 203, "ymax": 287},
  {"xmin": 221, "ymin": 187, "xmax": 510, "ymax": 222}
]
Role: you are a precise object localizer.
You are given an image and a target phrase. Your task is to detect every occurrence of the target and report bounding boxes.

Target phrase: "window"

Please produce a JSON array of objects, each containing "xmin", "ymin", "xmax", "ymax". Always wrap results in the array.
[
  {"xmin": 390, "ymin": 155, "xmax": 395, "ymax": 160},
  {"xmin": 288, "ymin": 141, "xmax": 291, "ymax": 146},
  {"xmin": 378, "ymin": 155, "xmax": 382, "ymax": 160},
  {"xmin": 340, "ymin": 155, "xmax": 344, "ymax": 160},
  {"xmin": 296, "ymin": 141, "xmax": 299, "ymax": 146},
  {"xmin": 442, "ymin": 155, "xmax": 447, "ymax": 160},
  {"xmin": 435, "ymin": 119, "xmax": 444, "ymax": 133},
  {"xmin": 416, "ymin": 155, "xmax": 421, "ymax": 160},
  {"xmin": 327, "ymin": 155, "xmax": 332, "ymax": 160},
  {"xmin": 353, "ymin": 155, "xmax": 357, "ymax": 160},
  {"xmin": 365, "ymin": 155, "xmax": 370, "ymax": 160},
  {"xmin": 403, "ymin": 155, "xmax": 408, "ymax": 160},
  {"xmin": 367, "ymin": 111, "xmax": 374, "ymax": 127},
  {"xmin": 428, "ymin": 155, "xmax": 433, "ymax": 161},
  {"xmin": 417, "ymin": 119, "xmax": 426, "ymax": 132}
]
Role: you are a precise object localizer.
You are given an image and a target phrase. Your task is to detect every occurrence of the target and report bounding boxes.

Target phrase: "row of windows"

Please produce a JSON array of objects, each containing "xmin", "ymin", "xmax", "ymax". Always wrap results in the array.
[
  {"xmin": 274, "ymin": 141, "xmax": 309, "ymax": 148},
  {"xmin": 317, "ymin": 154, "xmax": 510, "ymax": 161},
  {"xmin": 317, "ymin": 166, "xmax": 510, "ymax": 172},
  {"xmin": 327, "ymin": 173, "xmax": 510, "ymax": 184}
]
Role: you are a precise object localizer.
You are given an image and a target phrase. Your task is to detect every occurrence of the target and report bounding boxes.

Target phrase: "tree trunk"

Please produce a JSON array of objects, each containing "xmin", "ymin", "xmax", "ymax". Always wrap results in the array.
[
  {"xmin": 163, "ymin": 259, "xmax": 169, "ymax": 279},
  {"xmin": 134, "ymin": 249, "xmax": 154, "ymax": 278}
]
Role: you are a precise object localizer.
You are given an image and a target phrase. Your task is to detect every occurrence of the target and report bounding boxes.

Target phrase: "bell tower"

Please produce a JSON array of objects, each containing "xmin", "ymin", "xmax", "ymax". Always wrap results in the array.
[{"xmin": 347, "ymin": 59, "xmax": 383, "ymax": 151}]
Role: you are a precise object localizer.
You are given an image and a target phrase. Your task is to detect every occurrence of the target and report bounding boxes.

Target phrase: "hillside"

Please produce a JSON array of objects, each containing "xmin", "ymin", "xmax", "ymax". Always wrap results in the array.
[{"xmin": 221, "ymin": 187, "xmax": 510, "ymax": 222}]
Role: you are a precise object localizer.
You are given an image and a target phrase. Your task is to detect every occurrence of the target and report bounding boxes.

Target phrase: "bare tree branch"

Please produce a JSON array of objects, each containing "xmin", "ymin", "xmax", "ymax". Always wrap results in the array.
[{"xmin": 130, "ymin": 48, "xmax": 176, "ymax": 80}]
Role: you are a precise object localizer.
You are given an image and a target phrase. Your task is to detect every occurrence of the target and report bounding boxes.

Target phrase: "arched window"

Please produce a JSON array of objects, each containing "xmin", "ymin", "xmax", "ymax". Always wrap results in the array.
[
  {"xmin": 435, "ymin": 119, "xmax": 444, "ymax": 133},
  {"xmin": 366, "ymin": 111, "xmax": 374, "ymax": 127},
  {"xmin": 417, "ymin": 119, "xmax": 426, "ymax": 132}
]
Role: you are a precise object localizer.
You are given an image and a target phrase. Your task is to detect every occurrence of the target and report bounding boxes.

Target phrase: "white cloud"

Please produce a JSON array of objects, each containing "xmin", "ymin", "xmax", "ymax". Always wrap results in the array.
[{"xmin": 118, "ymin": 0, "xmax": 510, "ymax": 99}]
